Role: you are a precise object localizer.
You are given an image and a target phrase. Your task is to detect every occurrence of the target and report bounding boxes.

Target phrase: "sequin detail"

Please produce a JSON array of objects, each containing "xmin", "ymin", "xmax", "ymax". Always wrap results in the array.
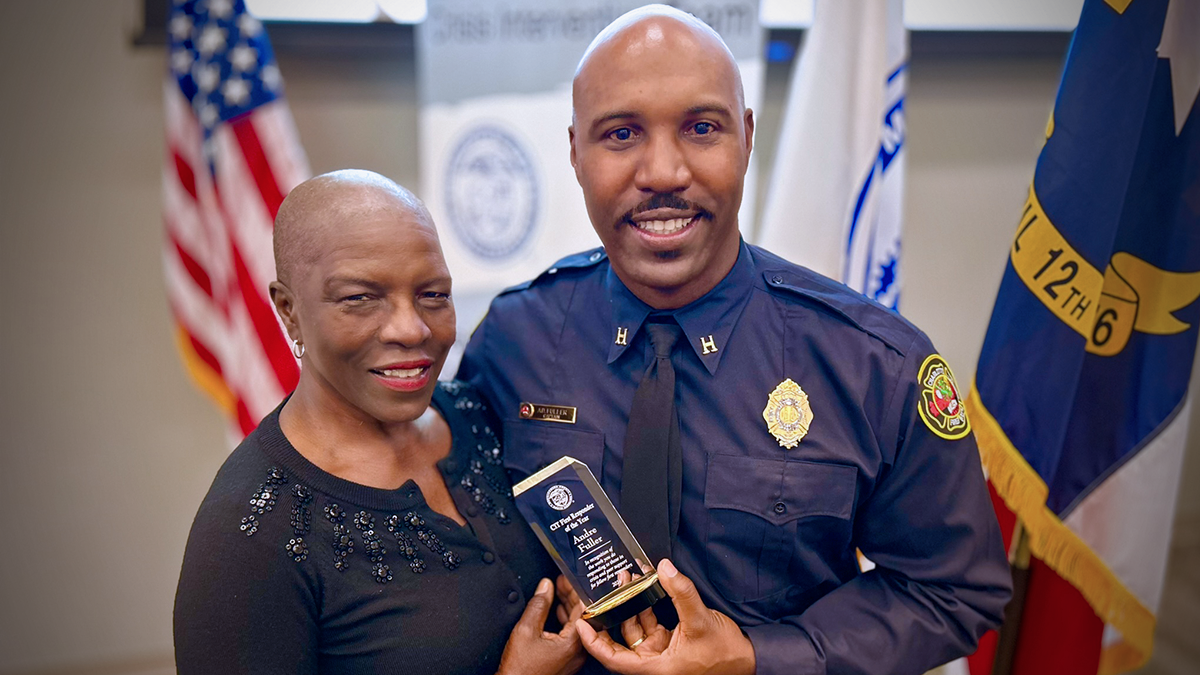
[
  {"xmin": 331, "ymin": 523, "xmax": 354, "ymax": 571},
  {"xmin": 371, "ymin": 562, "xmax": 393, "ymax": 584},
  {"xmin": 286, "ymin": 537, "xmax": 308, "ymax": 562},
  {"xmin": 461, "ymin": 469, "xmax": 511, "ymax": 525},
  {"xmin": 324, "ymin": 503, "xmax": 345, "ymax": 523},
  {"xmin": 352, "ymin": 511, "xmax": 389, "ymax": 583},
  {"xmin": 385, "ymin": 514, "xmax": 427, "ymax": 574},
  {"xmin": 324, "ymin": 504, "xmax": 354, "ymax": 571},
  {"xmin": 239, "ymin": 515, "xmax": 259, "ymax": 536},
  {"xmin": 237, "ymin": 467, "xmax": 288, "ymax": 536},
  {"xmin": 290, "ymin": 484, "xmax": 313, "ymax": 536},
  {"xmin": 403, "ymin": 512, "xmax": 461, "ymax": 570}
]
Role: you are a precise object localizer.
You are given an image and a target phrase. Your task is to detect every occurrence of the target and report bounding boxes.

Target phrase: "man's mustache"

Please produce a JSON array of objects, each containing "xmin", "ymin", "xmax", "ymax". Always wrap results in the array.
[{"xmin": 621, "ymin": 193, "xmax": 713, "ymax": 222}]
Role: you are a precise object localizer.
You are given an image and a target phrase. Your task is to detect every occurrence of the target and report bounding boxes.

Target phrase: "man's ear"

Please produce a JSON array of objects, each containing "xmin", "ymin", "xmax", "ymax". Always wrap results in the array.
[
  {"xmin": 269, "ymin": 280, "xmax": 300, "ymax": 343},
  {"xmin": 743, "ymin": 108, "xmax": 755, "ymax": 155},
  {"xmin": 568, "ymin": 125, "xmax": 578, "ymax": 171}
]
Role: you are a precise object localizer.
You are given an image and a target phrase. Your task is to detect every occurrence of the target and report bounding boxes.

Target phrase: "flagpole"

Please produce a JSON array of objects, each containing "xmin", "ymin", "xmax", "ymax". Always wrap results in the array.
[{"xmin": 992, "ymin": 523, "xmax": 1031, "ymax": 675}]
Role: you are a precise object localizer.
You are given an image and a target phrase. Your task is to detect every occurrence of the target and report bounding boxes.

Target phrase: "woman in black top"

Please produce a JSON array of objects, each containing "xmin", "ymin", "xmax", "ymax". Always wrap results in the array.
[{"xmin": 174, "ymin": 170, "xmax": 584, "ymax": 675}]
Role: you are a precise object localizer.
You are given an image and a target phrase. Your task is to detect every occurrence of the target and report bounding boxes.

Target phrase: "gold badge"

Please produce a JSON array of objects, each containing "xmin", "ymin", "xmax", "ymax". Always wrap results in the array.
[
  {"xmin": 762, "ymin": 379, "xmax": 813, "ymax": 448},
  {"xmin": 518, "ymin": 402, "xmax": 577, "ymax": 424}
]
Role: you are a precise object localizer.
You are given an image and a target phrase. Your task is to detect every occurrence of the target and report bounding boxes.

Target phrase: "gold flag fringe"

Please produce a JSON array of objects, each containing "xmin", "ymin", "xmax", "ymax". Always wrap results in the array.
[{"xmin": 967, "ymin": 381, "xmax": 1156, "ymax": 674}]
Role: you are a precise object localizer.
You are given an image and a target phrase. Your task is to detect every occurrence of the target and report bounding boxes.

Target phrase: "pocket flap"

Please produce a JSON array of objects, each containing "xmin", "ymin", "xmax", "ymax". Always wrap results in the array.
[
  {"xmin": 704, "ymin": 454, "xmax": 857, "ymax": 525},
  {"xmin": 503, "ymin": 420, "xmax": 606, "ymax": 482}
]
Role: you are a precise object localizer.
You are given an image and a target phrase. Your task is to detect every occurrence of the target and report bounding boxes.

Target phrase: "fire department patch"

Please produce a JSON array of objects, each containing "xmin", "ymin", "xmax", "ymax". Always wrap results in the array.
[{"xmin": 917, "ymin": 354, "xmax": 971, "ymax": 440}]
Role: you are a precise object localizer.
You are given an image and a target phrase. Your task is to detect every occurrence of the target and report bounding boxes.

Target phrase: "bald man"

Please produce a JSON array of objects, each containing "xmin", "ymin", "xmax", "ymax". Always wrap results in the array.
[{"xmin": 459, "ymin": 6, "xmax": 1012, "ymax": 675}]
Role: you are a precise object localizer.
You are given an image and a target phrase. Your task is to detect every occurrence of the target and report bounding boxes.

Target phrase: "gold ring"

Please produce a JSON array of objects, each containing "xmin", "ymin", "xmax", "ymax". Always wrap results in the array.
[{"xmin": 629, "ymin": 636, "xmax": 646, "ymax": 649}]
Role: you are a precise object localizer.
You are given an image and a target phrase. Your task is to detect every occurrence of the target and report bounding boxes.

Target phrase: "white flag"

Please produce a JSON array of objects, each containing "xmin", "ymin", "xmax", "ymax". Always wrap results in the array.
[{"xmin": 757, "ymin": 0, "xmax": 907, "ymax": 310}]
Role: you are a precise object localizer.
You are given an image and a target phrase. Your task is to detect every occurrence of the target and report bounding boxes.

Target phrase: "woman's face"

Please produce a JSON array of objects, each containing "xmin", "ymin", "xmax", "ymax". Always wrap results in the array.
[{"xmin": 276, "ymin": 199, "xmax": 455, "ymax": 426}]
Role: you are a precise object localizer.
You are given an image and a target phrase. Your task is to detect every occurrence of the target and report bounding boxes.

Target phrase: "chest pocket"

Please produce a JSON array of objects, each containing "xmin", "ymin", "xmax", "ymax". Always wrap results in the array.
[
  {"xmin": 503, "ymin": 421, "xmax": 605, "ymax": 484},
  {"xmin": 703, "ymin": 454, "xmax": 857, "ymax": 605}
]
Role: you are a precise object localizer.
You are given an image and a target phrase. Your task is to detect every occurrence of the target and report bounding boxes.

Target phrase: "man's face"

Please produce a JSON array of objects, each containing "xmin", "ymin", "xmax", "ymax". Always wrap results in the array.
[{"xmin": 570, "ymin": 20, "xmax": 753, "ymax": 309}]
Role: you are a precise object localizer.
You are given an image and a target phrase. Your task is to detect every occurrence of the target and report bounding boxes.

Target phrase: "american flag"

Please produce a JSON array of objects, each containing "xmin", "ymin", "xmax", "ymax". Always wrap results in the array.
[{"xmin": 163, "ymin": 0, "xmax": 309, "ymax": 437}]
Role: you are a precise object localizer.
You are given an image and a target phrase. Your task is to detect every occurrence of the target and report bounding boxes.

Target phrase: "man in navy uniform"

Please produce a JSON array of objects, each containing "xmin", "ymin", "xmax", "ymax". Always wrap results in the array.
[{"xmin": 458, "ymin": 6, "xmax": 1011, "ymax": 674}]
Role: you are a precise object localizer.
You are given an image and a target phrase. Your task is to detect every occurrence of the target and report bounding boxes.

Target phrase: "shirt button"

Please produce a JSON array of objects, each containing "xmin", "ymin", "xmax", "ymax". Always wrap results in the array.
[
  {"xmin": 771, "ymin": 274, "xmax": 784, "ymax": 284},
  {"xmin": 467, "ymin": 505, "xmax": 480, "ymax": 518},
  {"xmin": 589, "ymin": 251, "xmax": 602, "ymax": 262},
  {"xmin": 507, "ymin": 590, "xmax": 520, "ymax": 603},
  {"xmin": 773, "ymin": 502, "xmax": 787, "ymax": 514},
  {"xmin": 482, "ymin": 551, "xmax": 495, "ymax": 564}
]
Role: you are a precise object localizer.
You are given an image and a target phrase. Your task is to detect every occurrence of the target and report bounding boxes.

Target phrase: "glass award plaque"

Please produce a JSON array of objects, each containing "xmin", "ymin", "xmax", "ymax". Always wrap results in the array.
[{"xmin": 512, "ymin": 456, "xmax": 666, "ymax": 629}]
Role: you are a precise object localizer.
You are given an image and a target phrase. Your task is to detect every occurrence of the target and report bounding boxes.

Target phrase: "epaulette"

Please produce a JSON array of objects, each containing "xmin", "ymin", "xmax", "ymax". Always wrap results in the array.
[
  {"xmin": 759, "ymin": 264, "xmax": 920, "ymax": 356},
  {"xmin": 495, "ymin": 247, "xmax": 607, "ymax": 296}
]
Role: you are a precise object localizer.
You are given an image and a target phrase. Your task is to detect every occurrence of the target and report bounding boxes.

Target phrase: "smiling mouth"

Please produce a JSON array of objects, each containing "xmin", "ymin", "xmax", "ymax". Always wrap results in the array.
[
  {"xmin": 632, "ymin": 216, "xmax": 697, "ymax": 235},
  {"xmin": 372, "ymin": 366, "xmax": 427, "ymax": 378}
]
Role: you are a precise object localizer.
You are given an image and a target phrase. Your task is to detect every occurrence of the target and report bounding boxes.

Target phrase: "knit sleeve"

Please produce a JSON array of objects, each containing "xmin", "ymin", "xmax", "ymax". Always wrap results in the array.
[{"xmin": 174, "ymin": 453, "xmax": 320, "ymax": 675}]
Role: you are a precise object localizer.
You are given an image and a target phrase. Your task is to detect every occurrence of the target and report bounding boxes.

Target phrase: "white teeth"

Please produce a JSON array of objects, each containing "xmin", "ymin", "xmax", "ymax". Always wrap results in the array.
[
  {"xmin": 378, "ymin": 367, "xmax": 423, "ymax": 378},
  {"xmin": 635, "ymin": 217, "xmax": 691, "ymax": 234}
]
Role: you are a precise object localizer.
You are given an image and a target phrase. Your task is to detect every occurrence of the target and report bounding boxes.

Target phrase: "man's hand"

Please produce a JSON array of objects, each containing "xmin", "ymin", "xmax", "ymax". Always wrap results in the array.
[
  {"xmin": 575, "ymin": 559, "xmax": 756, "ymax": 675},
  {"xmin": 497, "ymin": 578, "xmax": 586, "ymax": 675}
]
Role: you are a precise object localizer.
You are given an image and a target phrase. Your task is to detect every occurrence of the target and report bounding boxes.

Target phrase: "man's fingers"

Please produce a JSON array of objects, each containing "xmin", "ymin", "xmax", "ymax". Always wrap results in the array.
[
  {"xmin": 576, "ymin": 619, "xmax": 616, "ymax": 656},
  {"xmin": 577, "ymin": 619, "xmax": 646, "ymax": 671},
  {"xmin": 556, "ymin": 610, "xmax": 580, "ymax": 640},
  {"xmin": 515, "ymin": 578, "xmax": 554, "ymax": 633},
  {"xmin": 657, "ymin": 559, "xmax": 709, "ymax": 626},
  {"xmin": 636, "ymin": 605, "xmax": 660, "ymax": 635},
  {"xmin": 620, "ymin": 612, "xmax": 644, "ymax": 646}
]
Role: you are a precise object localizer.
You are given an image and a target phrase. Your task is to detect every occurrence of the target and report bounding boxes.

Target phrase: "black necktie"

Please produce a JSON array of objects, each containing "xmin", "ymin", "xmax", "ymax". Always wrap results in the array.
[{"xmin": 621, "ymin": 320, "xmax": 683, "ymax": 563}]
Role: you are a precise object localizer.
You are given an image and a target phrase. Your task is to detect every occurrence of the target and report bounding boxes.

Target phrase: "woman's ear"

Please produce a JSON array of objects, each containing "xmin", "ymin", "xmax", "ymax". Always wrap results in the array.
[{"xmin": 269, "ymin": 280, "xmax": 300, "ymax": 342}]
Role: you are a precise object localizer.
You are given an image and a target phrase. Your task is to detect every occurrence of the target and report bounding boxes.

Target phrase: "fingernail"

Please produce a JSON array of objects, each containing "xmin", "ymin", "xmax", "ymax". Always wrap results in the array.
[
  {"xmin": 538, "ymin": 578, "xmax": 552, "ymax": 593},
  {"xmin": 660, "ymin": 558, "xmax": 678, "ymax": 578}
]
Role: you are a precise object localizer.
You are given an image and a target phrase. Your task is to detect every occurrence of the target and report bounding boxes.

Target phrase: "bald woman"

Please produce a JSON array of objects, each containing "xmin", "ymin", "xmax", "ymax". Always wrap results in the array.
[{"xmin": 174, "ymin": 170, "xmax": 585, "ymax": 675}]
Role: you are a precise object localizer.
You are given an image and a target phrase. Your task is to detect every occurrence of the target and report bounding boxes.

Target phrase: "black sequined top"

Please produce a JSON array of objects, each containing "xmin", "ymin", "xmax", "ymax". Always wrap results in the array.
[{"xmin": 174, "ymin": 381, "xmax": 557, "ymax": 675}]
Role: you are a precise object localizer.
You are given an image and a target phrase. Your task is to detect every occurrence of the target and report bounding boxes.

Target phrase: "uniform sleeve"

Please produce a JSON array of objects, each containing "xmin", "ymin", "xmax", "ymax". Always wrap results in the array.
[
  {"xmin": 173, "ymin": 481, "xmax": 320, "ymax": 675},
  {"xmin": 457, "ymin": 305, "xmax": 497, "ymax": 400},
  {"xmin": 744, "ymin": 335, "xmax": 1013, "ymax": 675}
]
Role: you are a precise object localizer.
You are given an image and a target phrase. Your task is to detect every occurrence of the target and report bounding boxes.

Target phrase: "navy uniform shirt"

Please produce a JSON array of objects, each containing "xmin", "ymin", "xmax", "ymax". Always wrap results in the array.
[{"xmin": 459, "ymin": 241, "xmax": 1012, "ymax": 675}]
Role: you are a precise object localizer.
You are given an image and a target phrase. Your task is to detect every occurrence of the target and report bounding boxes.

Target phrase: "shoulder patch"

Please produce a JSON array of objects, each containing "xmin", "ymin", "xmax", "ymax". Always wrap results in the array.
[
  {"xmin": 916, "ymin": 354, "xmax": 971, "ymax": 440},
  {"xmin": 496, "ymin": 247, "xmax": 607, "ymax": 297}
]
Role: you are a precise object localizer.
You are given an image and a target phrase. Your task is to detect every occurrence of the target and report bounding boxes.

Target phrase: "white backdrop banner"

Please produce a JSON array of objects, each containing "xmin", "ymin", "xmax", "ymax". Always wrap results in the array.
[{"xmin": 417, "ymin": 0, "xmax": 763, "ymax": 369}]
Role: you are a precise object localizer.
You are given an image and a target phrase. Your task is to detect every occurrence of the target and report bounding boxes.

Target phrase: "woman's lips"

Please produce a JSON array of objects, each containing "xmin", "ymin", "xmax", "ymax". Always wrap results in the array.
[{"xmin": 370, "ymin": 361, "xmax": 432, "ymax": 392}]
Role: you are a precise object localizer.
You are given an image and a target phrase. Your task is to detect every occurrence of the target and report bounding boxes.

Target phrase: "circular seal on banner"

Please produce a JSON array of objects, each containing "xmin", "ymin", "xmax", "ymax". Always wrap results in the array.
[
  {"xmin": 546, "ymin": 485, "xmax": 574, "ymax": 511},
  {"xmin": 917, "ymin": 354, "xmax": 971, "ymax": 440},
  {"xmin": 444, "ymin": 124, "xmax": 539, "ymax": 260}
]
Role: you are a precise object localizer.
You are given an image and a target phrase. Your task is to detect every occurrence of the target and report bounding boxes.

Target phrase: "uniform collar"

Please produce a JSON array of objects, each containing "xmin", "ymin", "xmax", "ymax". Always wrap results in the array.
[{"xmin": 605, "ymin": 240, "xmax": 755, "ymax": 375}]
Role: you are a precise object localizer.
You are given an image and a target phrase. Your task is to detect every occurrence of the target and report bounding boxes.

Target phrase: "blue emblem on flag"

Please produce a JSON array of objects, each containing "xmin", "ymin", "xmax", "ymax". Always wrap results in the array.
[
  {"xmin": 846, "ymin": 63, "xmax": 907, "ymax": 310},
  {"xmin": 444, "ymin": 124, "xmax": 539, "ymax": 260}
]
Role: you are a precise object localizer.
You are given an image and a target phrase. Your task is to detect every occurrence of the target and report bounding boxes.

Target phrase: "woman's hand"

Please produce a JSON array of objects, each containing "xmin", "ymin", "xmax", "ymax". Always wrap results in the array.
[{"xmin": 497, "ymin": 578, "xmax": 586, "ymax": 675}]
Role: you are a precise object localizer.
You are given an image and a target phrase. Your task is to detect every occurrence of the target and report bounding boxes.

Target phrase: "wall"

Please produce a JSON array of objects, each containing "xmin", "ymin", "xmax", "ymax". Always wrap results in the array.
[{"xmin": 0, "ymin": 2, "xmax": 1194, "ymax": 674}]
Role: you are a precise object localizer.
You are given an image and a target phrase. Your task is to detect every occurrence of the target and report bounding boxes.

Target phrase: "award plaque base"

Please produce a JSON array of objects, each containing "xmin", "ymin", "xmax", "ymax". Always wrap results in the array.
[
  {"xmin": 512, "ymin": 456, "xmax": 669, "ymax": 632},
  {"xmin": 581, "ymin": 571, "xmax": 667, "ymax": 630}
]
